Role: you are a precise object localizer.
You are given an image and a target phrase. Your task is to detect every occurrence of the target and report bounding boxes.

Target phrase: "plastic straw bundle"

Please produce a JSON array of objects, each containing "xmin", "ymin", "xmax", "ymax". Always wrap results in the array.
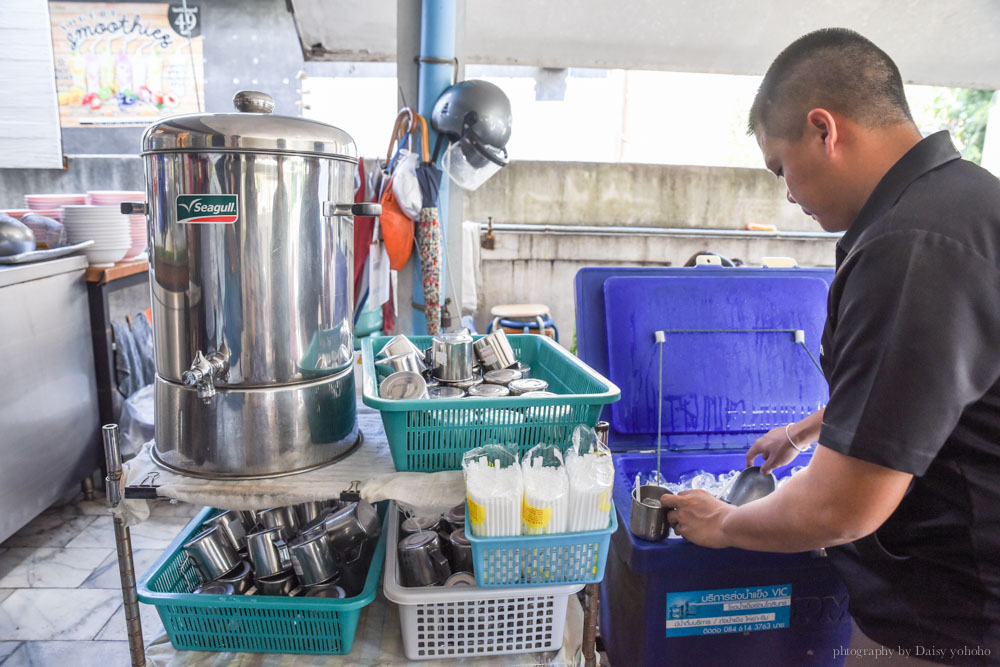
[
  {"xmin": 521, "ymin": 444, "xmax": 569, "ymax": 535},
  {"xmin": 565, "ymin": 425, "xmax": 615, "ymax": 532},
  {"xmin": 462, "ymin": 444, "xmax": 522, "ymax": 537}
]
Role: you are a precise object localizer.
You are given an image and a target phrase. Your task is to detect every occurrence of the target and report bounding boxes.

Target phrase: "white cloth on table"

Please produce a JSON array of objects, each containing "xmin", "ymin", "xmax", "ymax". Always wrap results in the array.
[{"xmin": 115, "ymin": 404, "xmax": 466, "ymax": 526}]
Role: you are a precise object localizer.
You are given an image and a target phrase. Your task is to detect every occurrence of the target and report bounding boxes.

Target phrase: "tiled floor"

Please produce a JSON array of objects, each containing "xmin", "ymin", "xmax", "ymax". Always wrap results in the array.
[{"xmin": 0, "ymin": 495, "xmax": 199, "ymax": 666}]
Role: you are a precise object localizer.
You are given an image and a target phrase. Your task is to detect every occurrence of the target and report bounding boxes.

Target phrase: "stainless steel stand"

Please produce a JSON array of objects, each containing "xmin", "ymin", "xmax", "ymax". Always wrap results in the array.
[{"xmin": 103, "ymin": 424, "xmax": 146, "ymax": 667}]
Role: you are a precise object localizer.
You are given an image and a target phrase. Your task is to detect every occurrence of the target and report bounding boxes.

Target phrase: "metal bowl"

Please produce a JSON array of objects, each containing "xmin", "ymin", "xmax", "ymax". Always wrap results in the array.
[{"xmin": 0, "ymin": 216, "xmax": 36, "ymax": 257}]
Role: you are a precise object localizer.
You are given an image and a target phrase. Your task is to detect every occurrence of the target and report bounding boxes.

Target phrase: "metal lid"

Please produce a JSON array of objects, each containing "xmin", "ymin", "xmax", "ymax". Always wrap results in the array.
[
  {"xmin": 444, "ymin": 504, "xmax": 466, "ymax": 526},
  {"xmin": 195, "ymin": 581, "xmax": 235, "ymax": 595},
  {"xmin": 468, "ymin": 383, "xmax": 510, "ymax": 397},
  {"xmin": 508, "ymin": 378, "xmax": 549, "ymax": 395},
  {"xmin": 449, "ymin": 528, "xmax": 470, "ymax": 546},
  {"xmin": 380, "ymin": 371, "xmax": 427, "ymax": 400},
  {"xmin": 214, "ymin": 560, "xmax": 252, "ymax": 583},
  {"xmin": 398, "ymin": 530, "xmax": 440, "ymax": 551},
  {"xmin": 428, "ymin": 385, "xmax": 465, "ymax": 399},
  {"xmin": 401, "ymin": 516, "xmax": 439, "ymax": 534},
  {"xmin": 520, "ymin": 390, "xmax": 557, "ymax": 398},
  {"xmin": 444, "ymin": 572, "xmax": 476, "ymax": 587},
  {"xmin": 305, "ymin": 583, "xmax": 347, "ymax": 598},
  {"xmin": 484, "ymin": 368, "xmax": 522, "ymax": 385},
  {"xmin": 142, "ymin": 90, "xmax": 357, "ymax": 161}
]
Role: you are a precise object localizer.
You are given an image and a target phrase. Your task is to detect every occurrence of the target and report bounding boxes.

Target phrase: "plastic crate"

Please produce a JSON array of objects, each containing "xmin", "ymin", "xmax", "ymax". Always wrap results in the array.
[
  {"xmin": 382, "ymin": 503, "xmax": 581, "ymax": 660},
  {"xmin": 361, "ymin": 334, "xmax": 619, "ymax": 472},
  {"xmin": 464, "ymin": 504, "xmax": 616, "ymax": 587},
  {"xmin": 137, "ymin": 504, "xmax": 389, "ymax": 655}
]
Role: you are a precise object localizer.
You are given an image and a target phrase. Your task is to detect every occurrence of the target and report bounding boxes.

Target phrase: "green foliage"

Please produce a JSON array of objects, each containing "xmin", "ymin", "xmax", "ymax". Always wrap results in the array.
[{"xmin": 925, "ymin": 88, "xmax": 995, "ymax": 164}]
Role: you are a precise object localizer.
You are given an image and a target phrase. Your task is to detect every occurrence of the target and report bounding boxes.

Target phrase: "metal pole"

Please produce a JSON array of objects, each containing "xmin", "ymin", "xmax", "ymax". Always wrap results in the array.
[
  {"xmin": 582, "ymin": 583, "xmax": 600, "ymax": 667},
  {"xmin": 104, "ymin": 424, "xmax": 146, "ymax": 667}
]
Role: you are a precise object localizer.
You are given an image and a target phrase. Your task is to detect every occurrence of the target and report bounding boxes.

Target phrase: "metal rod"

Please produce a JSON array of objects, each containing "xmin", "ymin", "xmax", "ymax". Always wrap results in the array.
[
  {"xmin": 104, "ymin": 424, "xmax": 146, "ymax": 667},
  {"xmin": 582, "ymin": 583, "xmax": 600, "ymax": 667},
  {"xmin": 477, "ymin": 220, "xmax": 843, "ymax": 241}
]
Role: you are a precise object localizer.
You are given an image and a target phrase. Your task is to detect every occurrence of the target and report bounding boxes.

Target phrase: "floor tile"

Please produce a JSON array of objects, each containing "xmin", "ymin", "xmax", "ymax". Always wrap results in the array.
[
  {"xmin": 3, "ymin": 640, "xmax": 129, "ymax": 666},
  {"xmin": 64, "ymin": 516, "xmax": 190, "ymax": 551},
  {"xmin": 80, "ymin": 549, "xmax": 163, "ymax": 590},
  {"xmin": 42, "ymin": 498, "xmax": 109, "ymax": 518},
  {"xmin": 0, "ymin": 589, "xmax": 120, "ymax": 640},
  {"xmin": 94, "ymin": 601, "xmax": 164, "ymax": 642},
  {"xmin": 1, "ymin": 515, "xmax": 98, "ymax": 549},
  {"xmin": 0, "ymin": 641, "xmax": 19, "ymax": 663},
  {"xmin": 0, "ymin": 592, "xmax": 11, "ymax": 606},
  {"xmin": 0, "ymin": 548, "xmax": 112, "ymax": 589}
]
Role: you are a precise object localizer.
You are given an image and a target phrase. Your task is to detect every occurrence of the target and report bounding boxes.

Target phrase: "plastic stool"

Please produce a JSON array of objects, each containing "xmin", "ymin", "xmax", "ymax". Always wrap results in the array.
[{"xmin": 487, "ymin": 303, "xmax": 559, "ymax": 342}]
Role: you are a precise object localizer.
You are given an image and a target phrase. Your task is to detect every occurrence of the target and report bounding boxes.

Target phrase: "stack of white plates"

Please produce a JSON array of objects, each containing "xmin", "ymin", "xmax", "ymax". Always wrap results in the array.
[
  {"xmin": 62, "ymin": 205, "xmax": 131, "ymax": 267},
  {"xmin": 87, "ymin": 191, "xmax": 147, "ymax": 260},
  {"xmin": 25, "ymin": 194, "xmax": 86, "ymax": 221}
]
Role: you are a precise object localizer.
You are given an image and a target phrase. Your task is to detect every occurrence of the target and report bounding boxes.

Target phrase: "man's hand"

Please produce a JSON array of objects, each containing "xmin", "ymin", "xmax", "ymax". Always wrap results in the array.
[
  {"xmin": 663, "ymin": 490, "xmax": 736, "ymax": 549},
  {"xmin": 745, "ymin": 425, "xmax": 800, "ymax": 474}
]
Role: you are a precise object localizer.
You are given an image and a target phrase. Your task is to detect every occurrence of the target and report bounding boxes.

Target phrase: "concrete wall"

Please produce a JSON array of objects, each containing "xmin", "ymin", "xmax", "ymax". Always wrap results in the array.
[
  {"xmin": 461, "ymin": 160, "xmax": 838, "ymax": 343},
  {"xmin": 464, "ymin": 160, "xmax": 812, "ymax": 231}
]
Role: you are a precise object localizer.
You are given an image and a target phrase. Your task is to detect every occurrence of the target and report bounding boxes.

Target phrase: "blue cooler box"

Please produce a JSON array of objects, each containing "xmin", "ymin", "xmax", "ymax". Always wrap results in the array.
[{"xmin": 574, "ymin": 266, "xmax": 851, "ymax": 667}]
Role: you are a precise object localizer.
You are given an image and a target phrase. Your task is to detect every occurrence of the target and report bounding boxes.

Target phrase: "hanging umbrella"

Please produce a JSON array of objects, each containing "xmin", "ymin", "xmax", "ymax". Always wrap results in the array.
[{"xmin": 412, "ymin": 113, "xmax": 445, "ymax": 334}]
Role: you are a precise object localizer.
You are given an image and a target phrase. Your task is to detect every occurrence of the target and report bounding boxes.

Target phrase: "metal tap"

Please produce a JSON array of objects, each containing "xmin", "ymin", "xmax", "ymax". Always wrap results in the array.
[{"xmin": 182, "ymin": 343, "xmax": 230, "ymax": 402}]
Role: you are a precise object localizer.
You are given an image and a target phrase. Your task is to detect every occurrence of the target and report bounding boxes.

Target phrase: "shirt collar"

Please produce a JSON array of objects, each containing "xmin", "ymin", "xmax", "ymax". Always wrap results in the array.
[{"xmin": 836, "ymin": 131, "xmax": 960, "ymax": 262}]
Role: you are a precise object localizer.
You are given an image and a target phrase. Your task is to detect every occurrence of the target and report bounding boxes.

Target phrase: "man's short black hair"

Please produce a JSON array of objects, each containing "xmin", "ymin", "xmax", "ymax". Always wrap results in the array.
[{"xmin": 749, "ymin": 28, "xmax": 914, "ymax": 139}]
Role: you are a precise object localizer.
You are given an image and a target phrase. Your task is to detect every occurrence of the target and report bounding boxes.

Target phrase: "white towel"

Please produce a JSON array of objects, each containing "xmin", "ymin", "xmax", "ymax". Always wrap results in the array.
[{"xmin": 461, "ymin": 220, "xmax": 482, "ymax": 314}]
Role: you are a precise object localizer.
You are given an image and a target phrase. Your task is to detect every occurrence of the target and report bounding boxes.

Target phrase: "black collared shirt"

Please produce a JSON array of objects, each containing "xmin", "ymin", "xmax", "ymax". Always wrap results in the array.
[{"xmin": 819, "ymin": 131, "xmax": 1000, "ymax": 661}]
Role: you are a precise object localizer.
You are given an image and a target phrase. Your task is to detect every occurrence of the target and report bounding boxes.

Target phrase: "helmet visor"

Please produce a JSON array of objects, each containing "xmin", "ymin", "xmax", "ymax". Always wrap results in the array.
[{"xmin": 440, "ymin": 137, "xmax": 504, "ymax": 191}]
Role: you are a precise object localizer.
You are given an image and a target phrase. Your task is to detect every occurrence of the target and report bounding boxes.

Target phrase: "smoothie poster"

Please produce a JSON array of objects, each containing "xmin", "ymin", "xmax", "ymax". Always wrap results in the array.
[{"xmin": 50, "ymin": 3, "xmax": 205, "ymax": 127}]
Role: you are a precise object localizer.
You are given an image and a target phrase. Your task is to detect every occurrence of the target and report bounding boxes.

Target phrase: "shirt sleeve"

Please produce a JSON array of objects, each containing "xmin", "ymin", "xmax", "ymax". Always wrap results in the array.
[{"xmin": 819, "ymin": 229, "xmax": 1000, "ymax": 475}]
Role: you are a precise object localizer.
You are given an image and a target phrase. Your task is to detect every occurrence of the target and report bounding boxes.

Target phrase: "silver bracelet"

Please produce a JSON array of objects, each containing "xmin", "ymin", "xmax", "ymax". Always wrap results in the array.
[{"xmin": 785, "ymin": 423, "xmax": 810, "ymax": 452}]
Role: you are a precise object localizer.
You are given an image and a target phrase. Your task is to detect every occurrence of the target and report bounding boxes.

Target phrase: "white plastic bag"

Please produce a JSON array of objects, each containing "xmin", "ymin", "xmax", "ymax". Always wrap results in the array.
[
  {"xmin": 521, "ymin": 443, "xmax": 569, "ymax": 535},
  {"xmin": 565, "ymin": 425, "xmax": 616, "ymax": 532},
  {"xmin": 118, "ymin": 383, "xmax": 154, "ymax": 458},
  {"xmin": 391, "ymin": 149, "xmax": 423, "ymax": 220},
  {"xmin": 462, "ymin": 444, "xmax": 522, "ymax": 537}
]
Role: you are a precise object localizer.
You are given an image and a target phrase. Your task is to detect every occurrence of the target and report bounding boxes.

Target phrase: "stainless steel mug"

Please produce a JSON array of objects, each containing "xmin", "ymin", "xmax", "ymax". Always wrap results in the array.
[
  {"xmin": 431, "ymin": 330, "xmax": 475, "ymax": 382},
  {"xmin": 195, "ymin": 581, "xmax": 235, "ymax": 595},
  {"xmin": 398, "ymin": 530, "xmax": 452, "ymax": 587},
  {"xmin": 255, "ymin": 570, "xmax": 298, "ymax": 596},
  {"xmin": 236, "ymin": 510, "xmax": 258, "ymax": 532},
  {"xmin": 294, "ymin": 501, "xmax": 330, "ymax": 526},
  {"xmin": 448, "ymin": 528, "xmax": 474, "ymax": 574},
  {"xmin": 483, "ymin": 368, "xmax": 522, "ymax": 386},
  {"xmin": 442, "ymin": 504, "xmax": 466, "ymax": 533},
  {"xmin": 257, "ymin": 506, "xmax": 299, "ymax": 536},
  {"xmin": 212, "ymin": 560, "xmax": 253, "ymax": 594},
  {"xmin": 630, "ymin": 485, "xmax": 671, "ymax": 542},
  {"xmin": 247, "ymin": 527, "xmax": 292, "ymax": 578},
  {"xmin": 473, "ymin": 330, "xmax": 517, "ymax": 371},
  {"xmin": 304, "ymin": 582, "xmax": 347, "ymax": 598},
  {"xmin": 376, "ymin": 352, "xmax": 425, "ymax": 375},
  {"xmin": 325, "ymin": 500, "xmax": 381, "ymax": 554},
  {"xmin": 203, "ymin": 510, "xmax": 249, "ymax": 551},
  {"xmin": 379, "ymin": 371, "xmax": 428, "ymax": 400},
  {"xmin": 401, "ymin": 516, "xmax": 440, "ymax": 537},
  {"xmin": 182, "ymin": 523, "xmax": 242, "ymax": 580},
  {"xmin": 508, "ymin": 378, "xmax": 549, "ymax": 395},
  {"xmin": 288, "ymin": 531, "xmax": 340, "ymax": 587},
  {"xmin": 377, "ymin": 335, "xmax": 427, "ymax": 371}
]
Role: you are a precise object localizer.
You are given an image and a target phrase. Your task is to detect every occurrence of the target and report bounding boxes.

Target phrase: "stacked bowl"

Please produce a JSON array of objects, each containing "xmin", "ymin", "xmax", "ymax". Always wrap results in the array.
[
  {"xmin": 25, "ymin": 193, "xmax": 86, "ymax": 221},
  {"xmin": 62, "ymin": 205, "xmax": 131, "ymax": 267},
  {"xmin": 87, "ymin": 191, "xmax": 147, "ymax": 260}
]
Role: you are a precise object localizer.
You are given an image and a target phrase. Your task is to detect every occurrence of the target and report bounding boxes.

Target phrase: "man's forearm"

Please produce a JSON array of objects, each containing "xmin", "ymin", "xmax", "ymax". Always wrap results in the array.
[{"xmin": 789, "ymin": 408, "xmax": 825, "ymax": 448}]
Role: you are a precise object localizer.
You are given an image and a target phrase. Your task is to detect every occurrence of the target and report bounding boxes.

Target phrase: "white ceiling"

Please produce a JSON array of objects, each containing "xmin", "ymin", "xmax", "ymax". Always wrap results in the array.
[{"xmin": 290, "ymin": 0, "xmax": 1000, "ymax": 88}]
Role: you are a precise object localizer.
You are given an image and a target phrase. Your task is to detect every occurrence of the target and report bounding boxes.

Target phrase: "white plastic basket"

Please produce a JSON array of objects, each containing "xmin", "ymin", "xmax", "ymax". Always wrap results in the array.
[{"xmin": 383, "ymin": 503, "xmax": 582, "ymax": 660}]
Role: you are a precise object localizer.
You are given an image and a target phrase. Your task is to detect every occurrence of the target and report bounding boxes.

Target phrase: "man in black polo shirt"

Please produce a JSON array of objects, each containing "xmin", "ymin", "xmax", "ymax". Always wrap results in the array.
[{"xmin": 664, "ymin": 28, "xmax": 1000, "ymax": 663}]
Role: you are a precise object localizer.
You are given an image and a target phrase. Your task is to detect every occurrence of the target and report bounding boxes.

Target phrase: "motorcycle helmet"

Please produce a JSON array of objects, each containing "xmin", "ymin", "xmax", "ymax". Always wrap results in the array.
[{"xmin": 431, "ymin": 80, "xmax": 512, "ymax": 190}]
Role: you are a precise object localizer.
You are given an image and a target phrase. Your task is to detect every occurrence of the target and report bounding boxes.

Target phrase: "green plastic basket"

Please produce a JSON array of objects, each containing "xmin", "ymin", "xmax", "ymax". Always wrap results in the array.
[
  {"xmin": 137, "ymin": 504, "xmax": 388, "ymax": 655},
  {"xmin": 361, "ymin": 334, "xmax": 620, "ymax": 472}
]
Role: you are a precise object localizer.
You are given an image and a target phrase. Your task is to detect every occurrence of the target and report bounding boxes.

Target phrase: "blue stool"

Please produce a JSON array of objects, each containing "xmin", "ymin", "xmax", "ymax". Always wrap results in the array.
[{"xmin": 486, "ymin": 303, "xmax": 559, "ymax": 343}]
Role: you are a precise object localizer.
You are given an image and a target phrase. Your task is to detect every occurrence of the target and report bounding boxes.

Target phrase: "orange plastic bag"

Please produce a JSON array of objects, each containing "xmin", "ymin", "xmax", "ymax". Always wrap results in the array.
[{"xmin": 379, "ymin": 175, "xmax": 414, "ymax": 270}]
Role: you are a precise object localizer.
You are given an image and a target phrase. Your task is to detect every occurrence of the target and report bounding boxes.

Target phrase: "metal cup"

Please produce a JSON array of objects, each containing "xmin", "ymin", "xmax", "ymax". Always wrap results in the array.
[
  {"xmin": 288, "ymin": 531, "xmax": 340, "ymax": 587},
  {"xmin": 444, "ymin": 572, "xmax": 476, "ymax": 587},
  {"xmin": 212, "ymin": 560, "xmax": 253, "ymax": 594},
  {"xmin": 473, "ymin": 330, "xmax": 517, "ymax": 371},
  {"xmin": 305, "ymin": 582, "xmax": 347, "ymax": 598},
  {"xmin": 442, "ymin": 504, "xmax": 466, "ymax": 532},
  {"xmin": 447, "ymin": 528, "xmax": 474, "ymax": 574},
  {"xmin": 467, "ymin": 383, "xmax": 510, "ymax": 397},
  {"xmin": 398, "ymin": 530, "xmax": 452, "ymax": 587},
  {"xmin": 401, "ymin": 516, "xmax": 440, "ymax": 537},
  {"xmin": 247, "ymin": 527, "xmax": 292, "ymax": 578},
  {"xmin": 431, "ymin": 330, "xmax": 475, "ymax": 382},
  {"xmin": 255, "ymin": 570, "xmax": 298, "ymax": 596},
  {"xmin": 325, "ymin": 500, "xmax": 381, "ymax": 555},
  {"xmin": 630, "ymin": 485, "xmax": 672, "ymax": 542},
  {"xmin": 203, "ymin": 510, "xmax": 249, "ymax": 551},
  {"xmin": 380, "ymin": 371, "xmax": 428, "ymax": 400},
  {"xmin": 377, "ymin": 335, "xmax": 427, "ymax": 370},
  {"xmin": 428, "ymin": 385, "xmax": 465, "ymax": 399},
  {"xmin": 483, "ymin": 368, "xmax": 522, "ymax": 386},
  {"xmin": 508, "ymin": 378, "xmax": 549, "ymax": 395},
  {"xmin": 294, "ymin": 500, "xmax": 329, "ymax": 526},
  {"xmin": 376, "ymin": 352, "xmax": 425, "ymax": 375},
  {"xmin": 236, "ymin": 510, "xmax": 259, "ymax": 532},
  {"xmin": 257, "ymin": 506, "xmax": 299, "ymax": 536},
  {"xmin": 182, "ymin": 523, "xmax": 242, "ymax": 581},
  {"xmin": 194, "ymin": 581, "xmax": 235, "ymax": 595}
]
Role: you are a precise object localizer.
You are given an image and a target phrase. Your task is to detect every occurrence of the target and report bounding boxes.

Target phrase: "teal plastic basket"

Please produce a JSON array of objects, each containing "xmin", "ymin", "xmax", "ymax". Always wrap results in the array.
[
  {"xmin": 137, "ymin": 504, "xmax": 388, "ymax": 655},
  {"xmin": 464, "ymin": 506, "xmax": 617, "ymax": 587},
  {"xmin": 361, "ymin": 334, "xmax": 620, "ymax": 471}
]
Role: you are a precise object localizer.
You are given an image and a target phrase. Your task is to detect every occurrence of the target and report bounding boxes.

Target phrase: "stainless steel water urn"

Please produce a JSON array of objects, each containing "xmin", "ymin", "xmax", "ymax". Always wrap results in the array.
[{"xmin": 135, "ymin": 91, "xmax": 377, "ymax": 478}]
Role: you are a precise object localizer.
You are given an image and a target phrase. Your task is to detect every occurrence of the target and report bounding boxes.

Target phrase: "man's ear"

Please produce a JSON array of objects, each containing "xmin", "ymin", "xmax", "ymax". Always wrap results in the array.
[{"xmin": 806, "ymin": 108, "xmax": 838, "ymax": 155}]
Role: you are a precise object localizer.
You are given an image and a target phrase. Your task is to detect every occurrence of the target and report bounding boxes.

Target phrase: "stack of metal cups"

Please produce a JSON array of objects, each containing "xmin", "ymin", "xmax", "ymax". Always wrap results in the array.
[{"xmin": 397, "ymin": 503, "xmax": 475, "ymax": 588}]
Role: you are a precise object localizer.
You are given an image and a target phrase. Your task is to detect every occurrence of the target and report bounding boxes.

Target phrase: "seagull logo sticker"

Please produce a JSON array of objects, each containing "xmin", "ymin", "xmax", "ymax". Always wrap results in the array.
[{"xmin": 176, "ymin": 194, "xmax": 239, "ymax": 224}]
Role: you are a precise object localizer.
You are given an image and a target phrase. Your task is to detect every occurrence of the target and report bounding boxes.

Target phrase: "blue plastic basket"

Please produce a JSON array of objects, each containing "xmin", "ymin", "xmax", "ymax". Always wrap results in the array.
[
  {"xmin": 361, "ymin": 334, "xmax": 619, "ymax": 472},
  {"xmin": 464, "ymin": 505, "xmax": 617, "ymax": 587},
  {"xmin": 137, "ymin": 504, "xmax": 388, "ymax": 655}
]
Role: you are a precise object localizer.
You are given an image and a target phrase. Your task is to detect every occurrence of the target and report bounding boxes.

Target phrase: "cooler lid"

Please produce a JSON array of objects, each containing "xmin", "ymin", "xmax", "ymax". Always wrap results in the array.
[
  {"xmin": 603, "ymin": 274, "xmax": 829, "ymax": 450},
  {"xmin": 143, "ymin": 90, "xmax": 357, "ymax": 161}
]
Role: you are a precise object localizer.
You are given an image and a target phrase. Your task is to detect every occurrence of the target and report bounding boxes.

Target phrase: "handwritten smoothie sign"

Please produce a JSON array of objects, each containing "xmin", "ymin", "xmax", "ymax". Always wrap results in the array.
[{"xmin": 50, "ymin": 2, "xmax": 204, "ymax": 128}]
